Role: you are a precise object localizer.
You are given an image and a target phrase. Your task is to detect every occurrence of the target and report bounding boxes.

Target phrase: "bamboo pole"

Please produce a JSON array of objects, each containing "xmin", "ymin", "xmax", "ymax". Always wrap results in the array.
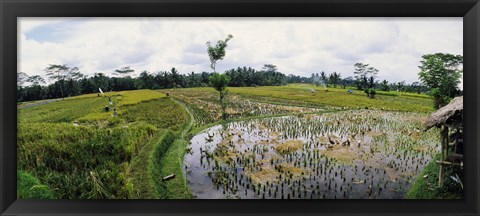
[
  {"xmin": 438, "ymin": 126, "xmax": 448, "ymax": 188},
  {"xmin": 436, "ymin": 160, "xmax": 462, "ymax": 166}
]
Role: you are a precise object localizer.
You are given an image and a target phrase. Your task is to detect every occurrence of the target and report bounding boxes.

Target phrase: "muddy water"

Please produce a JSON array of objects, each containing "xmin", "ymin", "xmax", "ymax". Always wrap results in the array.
[{"xmin": 184, "ymin": 111, "xmax": 439, "ymax": 199}]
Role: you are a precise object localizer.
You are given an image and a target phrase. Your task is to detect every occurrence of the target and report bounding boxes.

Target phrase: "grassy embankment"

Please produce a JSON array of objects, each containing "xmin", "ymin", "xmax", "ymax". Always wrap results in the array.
[{"xmin": 406, "ymin": 154, "xmax": 463, "ymax": 199}]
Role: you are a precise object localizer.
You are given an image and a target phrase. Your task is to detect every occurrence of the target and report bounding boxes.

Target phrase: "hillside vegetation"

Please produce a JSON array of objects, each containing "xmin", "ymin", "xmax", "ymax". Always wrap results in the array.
[{"xmin": 17, "ymin": 90, "xmax": 187, "ymax": 199}]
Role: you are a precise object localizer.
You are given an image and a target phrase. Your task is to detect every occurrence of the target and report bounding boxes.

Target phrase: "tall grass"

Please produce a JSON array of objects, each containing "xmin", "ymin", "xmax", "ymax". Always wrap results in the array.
[
  {"xmin": 122, "ymin": 98, "xmax": 185, "ymax": 130},
  {"xmin": 17, "ymin": 122, "xmax": 156, "ymax": 198}
]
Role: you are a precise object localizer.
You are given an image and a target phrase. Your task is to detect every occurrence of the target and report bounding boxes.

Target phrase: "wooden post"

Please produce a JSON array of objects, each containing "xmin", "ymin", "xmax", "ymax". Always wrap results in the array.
[
  {"xmin": 439, "ymin": 126, "xmax": 448, "ymax": 188},
  {"xmin": 454, "ymin": 129, "xmax": 459, "ymax": 154}
]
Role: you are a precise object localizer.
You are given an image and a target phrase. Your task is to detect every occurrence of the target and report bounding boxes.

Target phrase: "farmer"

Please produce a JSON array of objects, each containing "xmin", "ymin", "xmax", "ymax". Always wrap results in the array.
[
  {"xmin": 113, "ymin": 108, "xmax": 118, "ymax": 116},
  {"xmin": 108, "ymin": 96, "xmax": 113, "ymax": 105},
  {"xmin": 105, "ymin": 106, "xmax": 109, "ymax": 112}
]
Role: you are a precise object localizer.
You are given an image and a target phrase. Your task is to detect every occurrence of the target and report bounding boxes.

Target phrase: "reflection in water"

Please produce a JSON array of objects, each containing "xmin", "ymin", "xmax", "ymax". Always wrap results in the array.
[{"xmin": 184, "ymin": 110, "xmax": 439, "ymax": 199}]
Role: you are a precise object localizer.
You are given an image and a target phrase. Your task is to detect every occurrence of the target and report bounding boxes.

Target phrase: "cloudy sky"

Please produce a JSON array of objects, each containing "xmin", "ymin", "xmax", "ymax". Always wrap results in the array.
[{"xmin": 18, "ymin": 17, "xmax": 462, "ymax": 84}]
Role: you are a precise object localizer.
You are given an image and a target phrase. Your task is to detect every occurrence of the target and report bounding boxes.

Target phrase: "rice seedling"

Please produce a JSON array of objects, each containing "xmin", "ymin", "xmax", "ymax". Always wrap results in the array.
[{"xmin": 185, "ymin": 110, "xmax": 439, "ymax": 199}]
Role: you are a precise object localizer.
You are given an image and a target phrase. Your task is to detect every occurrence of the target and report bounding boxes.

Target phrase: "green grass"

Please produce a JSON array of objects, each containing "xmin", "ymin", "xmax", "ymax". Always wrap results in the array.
[
  {"xmin": 157, "ymin": 139, "xmax": 193, "ymax": 199},
  {"xmin": 129, "ymin": 130, "xmax": 166, "ymax": 199},
  {"xmin": 116, "ymin": 89, "xmax": 166, "ymax": 106},
  {"xmin": 148, "ymin": 130, "xmax": 178, "ymax": 198},
  {"xmin": 173, "ymin": 84, "xmax": 433, "ymax": 113},
  {"xmin": 65, "ymin": 89, "xmax": 165, "ymax": 104},
  {"xmin": 18, "ymin": 97, "xmax": 106, "ymax": 123},
  {"xmin": 406, "ymin": 154, "xmax": 463, "ymax": 199},
  {"xmin": 17, "ymin": 171, "xmax": 54, "ymax": 199},
  {"xmin": 122, "ymin": 98, "xmax": 185, "ymax": 131},
  {"xmin": 147, "ymin": 99, "xmax": 194, "ymax": 199},
  {"xmin": 17, "ymin": 90, "xmax": 186, "ymax": 199},
  {"xmin": 227, "ymin": 84, "xmax": 434, "ymax": 113}
]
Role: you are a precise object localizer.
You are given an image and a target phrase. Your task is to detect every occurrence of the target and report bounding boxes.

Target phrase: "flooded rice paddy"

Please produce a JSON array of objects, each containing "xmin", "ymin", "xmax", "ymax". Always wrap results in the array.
[{"xmin": 184, "ymin": 110, "xmax": 439, "ymax": 199}]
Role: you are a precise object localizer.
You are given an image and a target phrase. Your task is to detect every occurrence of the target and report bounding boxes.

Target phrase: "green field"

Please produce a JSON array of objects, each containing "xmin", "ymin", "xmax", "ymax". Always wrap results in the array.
[
  {"xmin": 18, "ymin": 84, "xmax": 459, "ymax": 199},
  {"xmin": 17, "ymin": 90, "xmax": 188, "ymax": 199}
]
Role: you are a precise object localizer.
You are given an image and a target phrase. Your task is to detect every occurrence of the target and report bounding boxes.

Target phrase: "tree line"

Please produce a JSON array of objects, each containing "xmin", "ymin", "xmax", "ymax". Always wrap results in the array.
[
  {"xmin": 17, "ymin": 64, "xmax": 290, "ymax": 102},
  {"xmin": 17, "ymin": 54, "xmax": 462, "ymax": 110}
]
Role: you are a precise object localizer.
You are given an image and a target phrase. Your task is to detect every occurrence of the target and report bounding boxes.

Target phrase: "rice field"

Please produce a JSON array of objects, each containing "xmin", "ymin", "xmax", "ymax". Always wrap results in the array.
[
  {"xmin": 185, "ymin": 110, "xmax": 439, "ymax": 199},
  {"xmin": 160, "ymin": 84, "xmax": 446, "ymax": 199},
  {"xmin": 161, "ymin": 88, "xmax": 325, "ymax": 126},
  {"xmin": 17, "ymin": 90, "xmax": 187, "ymax": 199},
  {"xmin": 17, "ymin": 84, "xmax": 444, "ymax": 199}
]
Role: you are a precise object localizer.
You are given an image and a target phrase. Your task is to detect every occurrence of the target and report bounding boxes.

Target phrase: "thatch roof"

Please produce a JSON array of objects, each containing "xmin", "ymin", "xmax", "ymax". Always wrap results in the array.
[{"xmin": 425, "ymin": 96, "xmax": 463, "ymax": 130}]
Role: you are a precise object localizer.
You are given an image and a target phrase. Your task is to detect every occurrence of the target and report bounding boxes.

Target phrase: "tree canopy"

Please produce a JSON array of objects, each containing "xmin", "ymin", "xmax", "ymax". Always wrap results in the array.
[
  {"xmin": 114, "ymin": 66, "xmax": 135, "ymax": 76},
  {"xmin": 418, "ymin": 53, "xmax": 463, "ymax": 108}
]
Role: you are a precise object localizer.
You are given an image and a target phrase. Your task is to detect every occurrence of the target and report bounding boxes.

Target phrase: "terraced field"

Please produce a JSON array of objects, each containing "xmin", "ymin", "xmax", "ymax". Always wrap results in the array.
[{"xmin": 18, "ymin": 84, "xmax": 451, "ymax": 199}]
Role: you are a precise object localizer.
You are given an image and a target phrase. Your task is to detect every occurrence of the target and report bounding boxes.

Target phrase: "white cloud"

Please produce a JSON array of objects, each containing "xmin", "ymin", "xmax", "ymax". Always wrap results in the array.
[{"xmin": 18, "ymin": 17, "xmax": 462, "ymax": 84}]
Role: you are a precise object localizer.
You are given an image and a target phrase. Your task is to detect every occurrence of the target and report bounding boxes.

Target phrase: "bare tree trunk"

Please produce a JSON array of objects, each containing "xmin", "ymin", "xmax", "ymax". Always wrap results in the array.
[{"xmin": 220, "ymin": 90, "xmax": 227, "ymax": 120}]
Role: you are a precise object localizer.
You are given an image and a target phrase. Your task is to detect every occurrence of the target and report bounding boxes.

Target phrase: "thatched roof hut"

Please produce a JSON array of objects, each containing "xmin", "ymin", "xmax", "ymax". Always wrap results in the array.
[
  {"xmin": 424, "ymin": 96, "xmax": 463, "ymax": 188},
  {"xmin": 425, "ymin": 96, "xmax": 463, "ymax": 130}
]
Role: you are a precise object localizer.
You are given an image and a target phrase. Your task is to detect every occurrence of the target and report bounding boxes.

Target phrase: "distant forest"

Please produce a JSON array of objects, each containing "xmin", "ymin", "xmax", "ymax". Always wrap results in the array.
[{"xmin": 17, "ymin": 64, "xmax": 430, "ymax": 102}]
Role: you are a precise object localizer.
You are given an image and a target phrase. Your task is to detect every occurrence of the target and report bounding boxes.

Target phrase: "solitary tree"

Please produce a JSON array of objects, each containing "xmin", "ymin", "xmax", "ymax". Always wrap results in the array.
[
  {"xmin": 44, "ymin": 64, "xmax": 82, "ymax": 98},
  {"xmin": 320, "ymin": 71, "xmax": 327, "ymax": 83},
  {"xmin": 209, "ymin": 73, "xmax": 230, "ymax": 120},
  {"xmin": 418, "ymin": 53, "xmax": 463, "ymax": 109},
  {"xmin": 328, "ymin": 72, "xmax": 341, "ymax": 88},
  {"xmin": 353, "ymin": 63, "xmax": 379, "ymax": 90},
  {"xmin": 206, "ymin": 34, "xmax": 233, "ymax": 73},
  {"xmin": 206, "ymin": 34, "xmax": 233, "ymax": 120}
]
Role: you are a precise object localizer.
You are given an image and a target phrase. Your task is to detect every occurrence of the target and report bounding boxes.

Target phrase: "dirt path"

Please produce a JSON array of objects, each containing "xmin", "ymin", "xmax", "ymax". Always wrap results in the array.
[
  {"xmin": 170, "ymin": 98, "xmax": 196, "ymax": 191},
  {"xmin": 172, "ymin": 98, "xmax": 195, "ymax": 140}
]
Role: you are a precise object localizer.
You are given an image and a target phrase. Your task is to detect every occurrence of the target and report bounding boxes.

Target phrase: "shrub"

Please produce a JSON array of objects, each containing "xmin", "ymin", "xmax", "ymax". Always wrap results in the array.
[
  {"xmin": 369, "ymin": 89, "xmax": 377, "ymax": 99},
  {"xmin": 364, "ymin": 89, "xmax": 370, "ymax": 97}
]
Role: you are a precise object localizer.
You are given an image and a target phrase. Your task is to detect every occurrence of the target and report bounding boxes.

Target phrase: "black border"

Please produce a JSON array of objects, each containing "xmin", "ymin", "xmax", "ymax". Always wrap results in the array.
[{"xmin": 1, "ymin": 0, "xmax": 479, "ymax": 215}]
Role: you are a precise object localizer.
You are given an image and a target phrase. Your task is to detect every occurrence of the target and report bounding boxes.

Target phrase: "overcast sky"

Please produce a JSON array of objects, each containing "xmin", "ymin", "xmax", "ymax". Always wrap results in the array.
[{"xmin": 18, "ymin": 17, "xmax": 462, "ymax": 84}]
